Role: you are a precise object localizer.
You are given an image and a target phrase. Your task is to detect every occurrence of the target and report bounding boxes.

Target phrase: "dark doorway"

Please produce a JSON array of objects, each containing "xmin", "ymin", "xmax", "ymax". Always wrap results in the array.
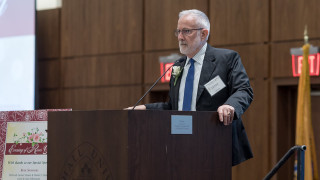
[{"xmin": 276, "ymin": 85, "xmax": 320, "ymax": 179}]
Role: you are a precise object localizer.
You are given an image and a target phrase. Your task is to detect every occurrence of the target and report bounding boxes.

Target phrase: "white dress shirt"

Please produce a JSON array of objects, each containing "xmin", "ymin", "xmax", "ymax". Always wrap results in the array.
[{"xmin": 178, "ymin": 43, "xmax": 207, "ymax": 111}]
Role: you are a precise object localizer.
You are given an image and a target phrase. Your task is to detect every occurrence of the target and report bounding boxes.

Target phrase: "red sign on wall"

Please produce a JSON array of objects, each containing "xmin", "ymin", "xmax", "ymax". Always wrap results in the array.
[
  {"xmin": 160, "ymin": 62, "xmax": 174, "ymax": 82},
  {"xmin": 292, "ymin": 53, "xmax": 320, "ymax": 77},
  {"xmin": 159, "ymin": 53, "xmax": 182, "ymax": 83}
]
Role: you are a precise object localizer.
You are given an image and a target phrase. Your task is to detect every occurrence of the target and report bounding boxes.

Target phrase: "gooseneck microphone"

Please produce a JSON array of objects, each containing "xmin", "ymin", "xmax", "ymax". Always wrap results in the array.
[{"xmin": 132, "ymin": 59, "xmax": 184, "ymax": 110}]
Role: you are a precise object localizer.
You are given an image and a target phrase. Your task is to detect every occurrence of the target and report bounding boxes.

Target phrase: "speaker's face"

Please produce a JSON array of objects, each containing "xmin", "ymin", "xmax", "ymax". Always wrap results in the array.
[{"xmin": 177, "ymin": 14, "xmax": 204, "ymax": 58}]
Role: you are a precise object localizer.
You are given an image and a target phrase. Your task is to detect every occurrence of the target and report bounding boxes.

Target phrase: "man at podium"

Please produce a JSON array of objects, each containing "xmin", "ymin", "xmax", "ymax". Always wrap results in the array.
[{"xmin": 127, "ymin": 9, "xmax": 253, "ymax": 166}]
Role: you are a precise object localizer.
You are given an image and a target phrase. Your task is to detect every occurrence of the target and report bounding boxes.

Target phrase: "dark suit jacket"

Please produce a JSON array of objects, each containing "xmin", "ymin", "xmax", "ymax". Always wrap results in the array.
[{"xmin": 145, "ymin": 44, "xmax": 253, "ymax": 166}]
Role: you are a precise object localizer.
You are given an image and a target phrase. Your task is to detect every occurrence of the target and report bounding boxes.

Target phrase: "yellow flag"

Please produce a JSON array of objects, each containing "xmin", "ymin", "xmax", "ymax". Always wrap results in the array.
[{"xmin": 295, "ymin": 43, "xmax": 319, "ymax": 180}]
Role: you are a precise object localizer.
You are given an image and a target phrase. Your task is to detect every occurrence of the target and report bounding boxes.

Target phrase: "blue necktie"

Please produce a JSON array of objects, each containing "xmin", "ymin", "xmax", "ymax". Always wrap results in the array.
[{"xmin": 182, "ymin": 59, "xmax": 195, "ymax": 111}]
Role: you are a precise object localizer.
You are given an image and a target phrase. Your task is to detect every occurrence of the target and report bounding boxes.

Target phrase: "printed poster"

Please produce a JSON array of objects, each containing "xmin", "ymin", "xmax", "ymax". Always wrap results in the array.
[
  {"xmin": 0, "ymin": 110, "xmax": 71, "ymax": 179},
  {"xmin": 2, "ymin": 121, "xmax": 47, "ymax": 179}
]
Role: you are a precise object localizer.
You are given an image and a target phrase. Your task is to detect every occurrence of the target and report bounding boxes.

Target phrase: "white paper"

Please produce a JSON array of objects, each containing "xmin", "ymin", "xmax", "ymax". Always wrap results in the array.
[{"xmin": 204, "ymin": 75, "xmax": 226, "ymax": 96}]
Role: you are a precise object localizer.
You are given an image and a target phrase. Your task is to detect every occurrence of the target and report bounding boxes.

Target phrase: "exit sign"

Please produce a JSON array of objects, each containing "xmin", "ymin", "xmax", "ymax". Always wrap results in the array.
[
  {"xmin": 160, "ymin": 62, "xmax": 174, "ymax": 82},
  {"xmin": 159, "ymin": 53, "xmax": 182, "ymax": 83},
  {"xmin": 290, "ymin": 46, "xmax": 320, "ymax": 77},
  {"xmin": 291, "ymin": 53, "xmax": 320, "ymax": 77}
]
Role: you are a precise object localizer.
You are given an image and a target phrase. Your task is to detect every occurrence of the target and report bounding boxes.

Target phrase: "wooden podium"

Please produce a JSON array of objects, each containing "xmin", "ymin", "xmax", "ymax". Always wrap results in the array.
[{"xmin": 48, "ymin": 110, "xmax": 231, "ymax": 180}]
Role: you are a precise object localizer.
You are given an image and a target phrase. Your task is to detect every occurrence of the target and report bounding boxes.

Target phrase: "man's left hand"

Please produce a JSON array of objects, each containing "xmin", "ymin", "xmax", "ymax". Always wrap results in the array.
[{"xmin": 217, "ymin": 105, "xmax": 235, "ymax": 126}]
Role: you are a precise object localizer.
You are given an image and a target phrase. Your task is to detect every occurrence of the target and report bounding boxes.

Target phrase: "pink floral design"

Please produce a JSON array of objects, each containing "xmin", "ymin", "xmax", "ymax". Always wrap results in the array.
[
  {"xmin": 28, "ymin": 134, "xmax": 34, "ymax": 142},
  {"xmin": 13, "ymin": 127, "xmax": 47, "ymax": 147},
  {"xmin": 33, "ymin": 134, "xmax": 40, "ymax": 142}
]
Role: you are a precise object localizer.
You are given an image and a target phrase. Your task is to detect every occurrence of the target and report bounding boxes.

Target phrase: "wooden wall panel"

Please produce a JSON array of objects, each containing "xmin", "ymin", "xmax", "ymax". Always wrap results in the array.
[
  {"xmin": 271, "ymin": 0, "xmax": 320, "ymax": 41},
  {"xmin": 144, "ymin": 44, "xmax": 268, "ymax": 84},
  {"xmin": 145, "ymin": 0, "xmax": 208, "ymax": 50},
  {"xmin": 311, "ymin": 91, "xmax": 320, "ymax": 177},
  {"xmin": 144, "ymin": 51, "xmax": 180, "ymax": 84},
  {"xmin": 61, "ymin": 0, "xmax": 143, "ymax": 57},
  {"xmin": 62, "ymin": 54, "xmax": 142, "ymax": 87},
  {"xmin": 210, "ymin": 0, "xmax": 268, "ymax": 45},
  {"xmin": 276, "ymin": 86, "xmax": 297, "ymax": 180},
  {"xmin": 271, "ymin": 40, "xmax": 320, "ymax": 78},
  {"xmin": 39, "ymin": 90, "xmax": 60, "ymax": 109},
  {"xmin": 271, "ymin": 42, "xmax": 301, "ymax": 78},
  {"xmin": 61, "ymin": 86, "xmax": 141, "ymax": 110},
  {"xmin": 36, "ymin": 1, "xmax": 320, "ymax": 179},
  {"xmin": 38, "ymin": 59, "xmax": 60, "ymax": 89},
  {"xmin": 232, "ymin": 79, "xmax": 269, "ymax": 180},
  {"xmin": 36, "ymin": 9, "xmax": 60, "ymax": 59},
  {"xmin": 226, "ymin": 44, "xmax": 268, "ymax": 79}
]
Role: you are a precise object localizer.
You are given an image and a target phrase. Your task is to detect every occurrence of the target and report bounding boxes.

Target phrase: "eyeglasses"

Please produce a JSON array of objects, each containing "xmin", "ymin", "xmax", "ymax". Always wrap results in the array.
[{"xmin": 174, "ymin": 28, "xmax": 203, "ymax": 37}]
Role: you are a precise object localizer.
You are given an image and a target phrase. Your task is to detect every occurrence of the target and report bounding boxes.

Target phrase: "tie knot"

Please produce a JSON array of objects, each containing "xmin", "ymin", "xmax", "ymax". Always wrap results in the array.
[{"xmin": 189, "ymin": 58, "xmax": 195, "ymax": 65}]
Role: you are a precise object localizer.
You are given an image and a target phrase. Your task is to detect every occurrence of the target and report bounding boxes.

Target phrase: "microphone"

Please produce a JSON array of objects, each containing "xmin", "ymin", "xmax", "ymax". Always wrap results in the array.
[{"xmin": 132, "ymin": 59, "xmax": 184, "ymax": 110}]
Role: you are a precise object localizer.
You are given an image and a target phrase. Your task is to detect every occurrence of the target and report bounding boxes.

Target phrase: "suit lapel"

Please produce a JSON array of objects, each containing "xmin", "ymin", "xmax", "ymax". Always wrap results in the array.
[
  {"xmin": 196, "ymin": 46, "xmax": 216, "ymax": 102},
  {"xmin": 171, "ymin": 58, "xmax": 186, "ymax": 110}
]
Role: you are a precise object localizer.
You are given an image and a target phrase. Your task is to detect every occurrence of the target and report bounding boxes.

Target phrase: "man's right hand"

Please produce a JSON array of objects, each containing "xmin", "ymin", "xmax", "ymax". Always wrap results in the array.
[{"xmin": 124, "ymin": 105, "xmax": 146, "ymax": 110}]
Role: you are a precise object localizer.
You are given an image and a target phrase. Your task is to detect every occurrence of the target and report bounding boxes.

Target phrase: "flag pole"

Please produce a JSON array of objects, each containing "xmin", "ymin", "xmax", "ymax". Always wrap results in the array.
[{"xmin": 295, "ymin": 25, "xmax": 319, "ymax": 180}]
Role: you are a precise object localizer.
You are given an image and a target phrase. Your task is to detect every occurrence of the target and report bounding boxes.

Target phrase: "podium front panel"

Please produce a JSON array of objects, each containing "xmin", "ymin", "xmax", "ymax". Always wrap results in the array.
[
  {"xmin": 128, "ymin": 110, "xmax": 231, "ymax": 180},
  {"xmin": 48, "ymin": 110, "xmax": 128, "ymax": 180},
  {"xmin": 48, "ymin": 110, "xmax": 231, "ymax": 180}
]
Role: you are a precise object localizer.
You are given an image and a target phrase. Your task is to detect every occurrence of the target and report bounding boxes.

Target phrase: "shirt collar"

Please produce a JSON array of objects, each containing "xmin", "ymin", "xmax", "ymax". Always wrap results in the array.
[{"xmin": 185, "ymin": 43, "xmax": 207, "ymax": 66}]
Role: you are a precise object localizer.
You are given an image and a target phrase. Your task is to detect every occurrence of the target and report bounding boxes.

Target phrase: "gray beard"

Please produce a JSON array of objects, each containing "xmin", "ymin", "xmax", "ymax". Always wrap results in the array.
[{"xmin": 179, "ymin": 45, "xmax": 191, "ymax": 56}]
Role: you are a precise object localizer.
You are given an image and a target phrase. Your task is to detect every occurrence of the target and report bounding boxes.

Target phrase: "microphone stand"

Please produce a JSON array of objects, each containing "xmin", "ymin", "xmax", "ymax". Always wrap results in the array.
[{"xmin": 132, "ymin": 62, "xmax": 178, "ymax": 110}]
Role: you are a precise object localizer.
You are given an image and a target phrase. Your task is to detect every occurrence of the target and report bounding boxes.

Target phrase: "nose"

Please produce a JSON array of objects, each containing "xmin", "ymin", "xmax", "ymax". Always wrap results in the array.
[{"xmin": 178, "ymin": 31, "xmax": 184, "ymax": 41}]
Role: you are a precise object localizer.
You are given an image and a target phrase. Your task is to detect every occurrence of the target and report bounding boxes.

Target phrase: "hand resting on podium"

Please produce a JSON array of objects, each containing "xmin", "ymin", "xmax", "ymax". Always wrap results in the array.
[{"xmin": 124, "ymin": 105, "xmax": 146, "ymax": 110}]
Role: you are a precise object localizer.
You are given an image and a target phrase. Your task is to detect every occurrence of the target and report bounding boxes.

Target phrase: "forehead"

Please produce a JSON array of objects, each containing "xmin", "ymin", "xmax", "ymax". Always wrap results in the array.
[{"xmin": 177, "ymin": 14, "xmax": 197, "ymax": 29}]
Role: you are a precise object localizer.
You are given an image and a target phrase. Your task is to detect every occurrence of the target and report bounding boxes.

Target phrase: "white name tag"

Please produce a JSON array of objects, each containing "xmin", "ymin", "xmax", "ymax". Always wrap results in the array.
[{"xmin": 204, "ymin": 75, "xmax": 226, "ymax": 96}]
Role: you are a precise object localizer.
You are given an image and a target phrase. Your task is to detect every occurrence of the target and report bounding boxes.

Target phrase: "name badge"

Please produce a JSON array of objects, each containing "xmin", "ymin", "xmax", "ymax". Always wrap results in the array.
[{"xmin": 204, "ymin": 75, "xmax": 226, "ymax": 96}]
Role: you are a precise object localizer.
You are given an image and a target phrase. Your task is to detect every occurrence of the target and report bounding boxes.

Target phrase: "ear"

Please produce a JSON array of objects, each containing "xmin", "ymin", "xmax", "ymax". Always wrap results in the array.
[{"xmin": 201, "ymin": 29, "xmax": 209, "ymax": 41}]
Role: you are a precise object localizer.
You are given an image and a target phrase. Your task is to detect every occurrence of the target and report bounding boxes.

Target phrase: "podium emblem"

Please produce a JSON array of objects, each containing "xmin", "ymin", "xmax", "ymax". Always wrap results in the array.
[{"xmin": 60, "ymin": 142, "xmax": 113, "ymax": 180}]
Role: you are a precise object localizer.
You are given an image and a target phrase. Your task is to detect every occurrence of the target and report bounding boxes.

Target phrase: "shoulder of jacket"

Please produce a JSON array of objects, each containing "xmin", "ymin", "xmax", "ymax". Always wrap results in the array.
[{"xmin": 209, "ymin": 46, "xmax": 239, "ymax": 56}]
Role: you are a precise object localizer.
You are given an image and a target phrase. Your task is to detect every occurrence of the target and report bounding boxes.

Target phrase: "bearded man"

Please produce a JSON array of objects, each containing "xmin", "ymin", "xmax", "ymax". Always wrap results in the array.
[{"xmin": 127, "ymin": 9, "xmax": 253, "ymax": 166}]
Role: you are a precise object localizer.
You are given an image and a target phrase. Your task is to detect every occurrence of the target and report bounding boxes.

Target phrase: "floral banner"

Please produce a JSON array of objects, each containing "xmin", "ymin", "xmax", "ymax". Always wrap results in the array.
[
  {"xmin": 2, "ymin": 121, "xmax": 47, "ymax": 179},
  {"xmin": 0, "ymin": 109, "xmax": 71, "ymax": 180}
]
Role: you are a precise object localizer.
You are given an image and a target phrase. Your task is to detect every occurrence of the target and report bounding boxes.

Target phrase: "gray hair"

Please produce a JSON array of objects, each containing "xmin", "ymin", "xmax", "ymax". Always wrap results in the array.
[{"xmin": 179, "ymin": 9, "xmax": 210, "ymax": 40}]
